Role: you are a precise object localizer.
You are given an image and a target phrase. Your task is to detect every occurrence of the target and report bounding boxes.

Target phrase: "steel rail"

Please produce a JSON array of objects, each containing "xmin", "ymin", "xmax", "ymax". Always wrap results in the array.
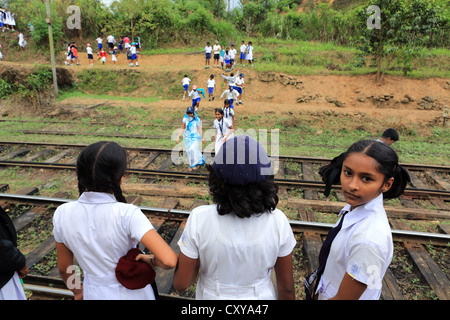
[
  {"xmin": 1, "ymin": 160, "xmax": 449, "ymax": 199},
  {"xmin": 0, "ymin": 141, "xmax": 449, "ymax": 172},
  {"xmin": 1, "ymin": 193, "xmax": 448, "ymax": 246}
]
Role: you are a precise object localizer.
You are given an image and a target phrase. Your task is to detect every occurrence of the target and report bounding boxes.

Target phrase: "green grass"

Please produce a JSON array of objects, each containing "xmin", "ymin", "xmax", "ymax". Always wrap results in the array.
[
  {"xmin": 255, "ymin": 39, "xmax": 450, "ymax": 78},
  {"xmin": 1, "ymin": 108, "xmax": 449, "ymax": 166}
]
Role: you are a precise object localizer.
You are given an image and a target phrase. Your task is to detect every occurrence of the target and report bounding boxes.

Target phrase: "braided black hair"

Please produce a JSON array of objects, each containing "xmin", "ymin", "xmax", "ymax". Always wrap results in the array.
[{"xmin": 76, "ymin": 141, "xmax": 128, "ymax": 203}]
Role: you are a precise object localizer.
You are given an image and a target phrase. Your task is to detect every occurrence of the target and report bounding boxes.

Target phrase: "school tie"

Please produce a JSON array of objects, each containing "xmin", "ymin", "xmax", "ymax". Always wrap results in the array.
[
  {"xmin": 304, "ymin": 210, "xmax": 348, "ymax": 300},
  {"xmin": 225, "ymin": 109, "xmax": 228, "ymax": 118}
]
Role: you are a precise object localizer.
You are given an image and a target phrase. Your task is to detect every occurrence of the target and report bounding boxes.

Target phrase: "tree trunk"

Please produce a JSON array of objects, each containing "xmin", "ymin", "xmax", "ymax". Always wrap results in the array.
[{"xmin": 376, "ymin": 23, "xmax": 383, "ymax": 86}]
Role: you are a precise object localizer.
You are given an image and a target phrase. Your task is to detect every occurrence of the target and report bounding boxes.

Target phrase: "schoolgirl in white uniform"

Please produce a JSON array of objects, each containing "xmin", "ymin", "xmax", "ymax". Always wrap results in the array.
[
  {"xmin": 212, "ymin": 108, "xmax": 233, "ymax": 155},
  {"xmin": 246, "ymin": 41, "xmax": 254, "ymax": 67},
  {"xmin": 305, "ymin": 140, "xmax": 410, "ymax": 300},
  {"xmin": 222, "ymin": 99, "xmax": 235, "ymax": 130},
  {"xmin": 53, "ymin": 141, "xmax": 177, "ymax": 300},
  {"xmin": 174, "ymin": 135, "xmax": 296, "ymax": 300},
  {"xmin": 7, "ymin": 11, "xmax": 14, "ymax": 31}
]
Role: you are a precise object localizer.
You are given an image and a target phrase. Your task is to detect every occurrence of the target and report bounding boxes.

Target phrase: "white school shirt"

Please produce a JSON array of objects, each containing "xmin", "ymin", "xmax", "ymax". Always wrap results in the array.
[
  {"xmin": 96, "ymin": 37, "xmax": 102, "ymax": 44},
  {"xmin": 205, "ymin": 46, "xmax": 212, "ymax": 54},
  {"xmin": 52, "ymin": 192, "xmax": 156, "ymax": 300},
  {"xmin": 213, "ymin": 117, "xmax": 233, "ymax": 154},
  {"xmin": 316, "ymin": 193, "xmax": 393, "ymax": 300},
  {"xmin": 189, "ymin": 90, "xmax": 201, "ymax": 100},
  {"xmin": 182, "ymin": 77, "xmax": 191, "ymax": 86},
  {"xmin": 240, "ymin": 44, "xmax": 247, "ymax": 53},
  {"xmin": 222, "ymin": 107, "xmax": 234, "ymax": 121},
  {"xmin": 207, "ymin": 79, "xmax": 215, "ymax": 88},
  {"xmin": 178, "ymin": 205, "xmax": 296, "ymax": 300},
  {"xmin": 213, "ymin": 44, "xmax": 221, "ymax": 55},
  {"xmin": 229, "ymin": 48, "xmax": 237, "ymax": 59},
  {"xmin": 220, "ymin": 89, "xmax": 239, "ymax": 101},
  {"xmin": 107, "ymin": 35, "xmax": 115, "ymax": 43},
  {"xmin": 235, "ymin": 77, "xmax": 244, "ymax": 87},
  {"xmin": 86, "ymin": 47, "xmax": 93, "ymax": 55}
]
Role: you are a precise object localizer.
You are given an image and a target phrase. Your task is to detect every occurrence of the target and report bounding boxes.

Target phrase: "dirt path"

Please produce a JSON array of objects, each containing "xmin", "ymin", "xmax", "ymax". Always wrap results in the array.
[{"xmin": 2, "ymin": 51, "xmax": 449, "ymax": 126}]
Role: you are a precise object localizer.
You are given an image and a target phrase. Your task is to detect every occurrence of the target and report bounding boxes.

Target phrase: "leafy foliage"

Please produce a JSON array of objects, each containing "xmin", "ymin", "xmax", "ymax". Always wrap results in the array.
[{"xmin": 357, "ymin": 0, "xmax": 449, "ymax": 83}]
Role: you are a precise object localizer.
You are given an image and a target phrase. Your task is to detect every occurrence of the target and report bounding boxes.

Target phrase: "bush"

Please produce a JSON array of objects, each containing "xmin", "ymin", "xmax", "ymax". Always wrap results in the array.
[{"xmin": 0, "ymin": 79, "xmax": 13, "ymax": 99}]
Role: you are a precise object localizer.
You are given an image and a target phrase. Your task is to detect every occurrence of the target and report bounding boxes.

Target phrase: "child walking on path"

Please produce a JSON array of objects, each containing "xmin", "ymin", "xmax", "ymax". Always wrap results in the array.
[
  {"xmin": 220, "ymin": 86, "xmax": 239, "ymax": 109},
  {"xmin": 212, "ymin": 108, "xmax": 233, "ymax": 155},
  {"xmin": 222, "ymin": 99, "xmax": 235, "ymax": 130},
  {"xmin": 173, "ymin": 135, "xmax": 296, "ymax": 300},
  {"xmin": 188, "ymin": 85, "xmax": 205, "ymax": 111},
  {"xmin": 112, "ymin": 47, "xmax": 117, "ymax": 65},
  {"xmin": 130, "ymin": 42, "xmax": 138, "ymax": 67},
  {"xmin": 204, "ymin": 42, "xmax": 212, "ymax": 69},
  {"xmin": 207, "ymin": 74, "xmax": 216, "ymax": 101},
  {"xmin": 234, "ymin": 73, "xmax": 245, "ymax": 105},
  {"xmin": 86, "ymin": 43, "xmax": 94, "ymax": 66},
  {"xmin": 53, "ymin": 141, "xmax": 177, "ymax": 300},
  {"xmin": 182, "ymin": 75, "xmax": 191, "ymax": 100},
  {"xmin": 213, "ymin": 40, "xmax": 221, "ymax": 68},
  {"xmin": 176, "ymin": 107, "xmax": 206, "ymax": 171},
  {"xmin": 98, "ymin": 48, "xmax": 107, "ymax": 65},
  {"xmin": 246, "ymin": 41, "xmax": 254, "ymax": 67},
  {"xmin": 305, "ymin": 139, "xmax": 410, "ymax": 300},
  {"xmin": 240, "ymin": 40, "xmax": 247, "ymax": 66}
]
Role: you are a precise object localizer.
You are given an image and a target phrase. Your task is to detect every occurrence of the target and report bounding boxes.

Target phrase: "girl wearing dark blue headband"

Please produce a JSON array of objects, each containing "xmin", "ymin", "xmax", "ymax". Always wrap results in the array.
[{"xmin": 173, "ymin": 136, "xmax": 296, "ymax": 300}]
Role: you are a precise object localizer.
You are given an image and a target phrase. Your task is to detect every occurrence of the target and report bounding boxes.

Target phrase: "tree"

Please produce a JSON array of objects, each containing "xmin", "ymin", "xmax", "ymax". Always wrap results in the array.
[
  {"xmin": 358, "ymin": 0, "xmax": 448, "ymax": 85},
  {"xmin": 241, "ymin": 0, "xmax": 266, "ymax": 34}
]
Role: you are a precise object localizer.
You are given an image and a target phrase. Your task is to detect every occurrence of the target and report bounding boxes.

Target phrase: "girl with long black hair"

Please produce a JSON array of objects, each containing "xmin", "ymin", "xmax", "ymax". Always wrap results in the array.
[
  {"xmin": 53, "ymin": 141, "xmax": 177, "ymax": 300},
  {"xmin": 305, "ymin": 140, "xmax": 410, "ymax": 300}
]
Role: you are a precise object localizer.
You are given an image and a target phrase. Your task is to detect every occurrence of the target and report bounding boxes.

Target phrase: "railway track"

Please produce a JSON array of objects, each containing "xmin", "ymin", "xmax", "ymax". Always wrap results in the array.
[
  {"xmin": 0, "ymin": 187, "xmax": 449, "ymax": 300},
  {"xmin": 0, "ymin": 141, "xmax": 449, "ymax": 300},
  {"xmin": 0, "ymin": 141, "xmax": 449, "ymax": 202}
]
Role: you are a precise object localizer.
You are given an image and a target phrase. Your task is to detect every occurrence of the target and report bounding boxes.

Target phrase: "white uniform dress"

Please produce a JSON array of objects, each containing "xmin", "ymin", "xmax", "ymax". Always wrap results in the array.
[
  {"xmin": 316, "ymin": 194, "xmax": 393, "ymax": 300},
  {"xmin": 52, "ymin": 192, "xmax": 156, "ymax": 300},
  {"xmin": 246, "ymin": 45, "xmax": 253, "ymax": 61},
  {"xmin": 0, "ymin": 273, "xmax": 26, "ymax": 300},
  {"xmin": 213, "ymin": 117, "xmax": 233, "ymax": 155},
  {"xmin": 178, "ymin": 205, "xmax": 296, "ymax": 300}
]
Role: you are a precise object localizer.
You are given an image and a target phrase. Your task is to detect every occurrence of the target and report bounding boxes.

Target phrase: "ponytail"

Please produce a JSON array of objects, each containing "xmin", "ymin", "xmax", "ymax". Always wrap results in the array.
[
  {"xmin": 319, "ymin": 152, "xmax": 346, "ymax": 197},
  {"xmin": 383, "ymin": 164, "xmax": 410, "ymax": 200}
]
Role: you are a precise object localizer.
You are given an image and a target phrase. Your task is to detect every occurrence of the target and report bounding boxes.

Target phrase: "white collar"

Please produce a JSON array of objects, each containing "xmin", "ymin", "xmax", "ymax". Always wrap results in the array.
[
  {"xmin": 78, "ymin": 192, "xmax": 117, "ymax": 204},
  {"xmin": 341, "ymin": 193, "xmax": 384, "ymax": 230}
]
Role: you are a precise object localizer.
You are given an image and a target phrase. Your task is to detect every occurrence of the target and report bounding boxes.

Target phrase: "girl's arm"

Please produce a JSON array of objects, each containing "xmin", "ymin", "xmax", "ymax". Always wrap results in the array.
[
  {"xmin": 140, "ymin": 229, "xmax": 177, "ymax": 270},
  {"xmin": 176, "ymin": 123, "xmax": 186, "ymax": 143},
  {"xmin": 199, "ymin": 122, "xmax": 205, "ymax": 143},
  {"xmin": 223, "ymin": 125, "xmax": 234, "ymax": 142},
  {"xmin": 173, "ymin": 252, "xmax": 200, "ymax": 293},
  {"xmin": 274, "ymin": 253, "xmax": 295, "ymax": 300},
  {"xmin": 55, "ymin": 242, "xmax": 83, "ymax": 300},
  {"xmin": 329, "ymin": 273, "xmax": 367, "ymax": 300}
]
